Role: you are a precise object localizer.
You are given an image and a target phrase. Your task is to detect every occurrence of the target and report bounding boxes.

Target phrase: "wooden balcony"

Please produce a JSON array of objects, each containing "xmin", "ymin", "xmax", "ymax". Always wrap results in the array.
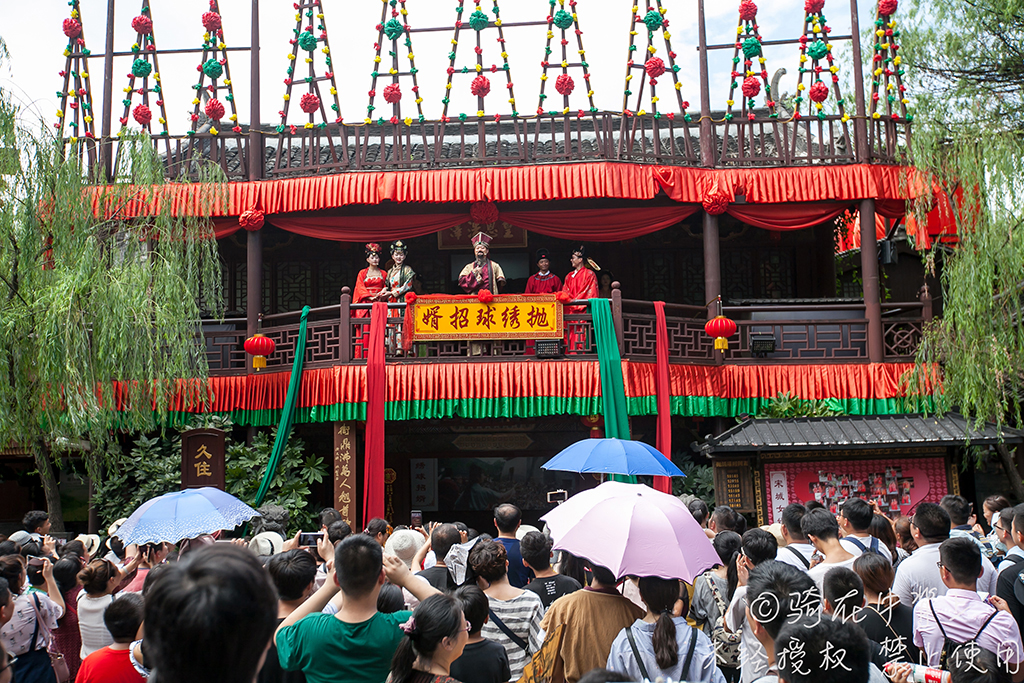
[{"xmin": 202, "ymin": 289, "xmax": 931, "ymax": 376}]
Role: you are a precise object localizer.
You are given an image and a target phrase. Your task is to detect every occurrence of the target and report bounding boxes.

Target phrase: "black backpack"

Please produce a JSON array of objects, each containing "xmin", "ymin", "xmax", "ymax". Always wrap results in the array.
[{"xmin": 928, "ymin": 600, "xmax": 999, "ymax": 670}]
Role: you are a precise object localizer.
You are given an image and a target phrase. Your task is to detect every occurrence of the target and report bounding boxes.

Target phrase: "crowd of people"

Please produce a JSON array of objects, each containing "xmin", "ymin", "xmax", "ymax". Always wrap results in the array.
[{"xmin": 1, "ymin": 493, "xmax": 1024, "ymax": 683}]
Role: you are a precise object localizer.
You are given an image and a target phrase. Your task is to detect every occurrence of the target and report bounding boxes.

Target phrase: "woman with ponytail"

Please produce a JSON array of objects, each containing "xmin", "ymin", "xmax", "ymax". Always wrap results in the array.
[
  {"xmin": 852, "ymin": 551, "xmax": 919, "ymax": 664},
  {"xmin": 608, "ymin": 576, "xmax": 725, "ymax": 683},
  {"xmin": 389, "ymin": 593, "xmax": 469, "ymax": 683}
]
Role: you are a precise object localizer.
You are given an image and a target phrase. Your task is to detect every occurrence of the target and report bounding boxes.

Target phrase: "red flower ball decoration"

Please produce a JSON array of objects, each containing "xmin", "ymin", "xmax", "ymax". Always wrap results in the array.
[
  {"xmin": 702, "ymin": 190, "xmax": 730, "ymax": 215},
  {"xmin": 809, "ymin": 81, "xmax": 830, "ymax": 102},
  {"xmin": 556, "ymin": 291, "xmax": 572, "ymax": 304},
  {"xmin": 383, "ymin": 83, "xmax": 402, "ymax": 104},
  {"xmin": 878, "ymin": 0, "xmax": 897, "ymax": 14},
  {"xmin": 133, "ymin": 104, "xmax": 152, "ymax": 126},
  {"xmin": 804, "ymin": 0, "xmax": 825, "ymax": 13},
  {"xmin": 645, "ymin": 57, "xmax": 666, "ymax": 79},
  {"xmin": 300, "ymin": 92, "xmax": 320, "ymax": 114},
  {"xmin": 405, "ymin": 292, "xmax": 417, "ymax": 304},
  {"xmin": 131, "ymin": 15, "xmax": 153, "ymax": 35},
  {"xmin": 239, "ymin": 208, "xmax": 265, "ymax": 232},
  {"xmin": 741, "ymin": 76, "xmax": 761, "ymax": 98},
  {"xmin": 739, "ymin": 0, "xmax": 759, "ymax": 20},
  {"xmin": 477, "ymin": 289, "xmax": 494, "ymax": 304},
  {"xmin": 202, "ymin": 11, "xmax": 222, "ymax": 32},
  {"xmin": 470, "ymin": 75, "xmax": 491, "ymax": 98},
  {"xmin": 204, "ymin": 98, "xmax": 225, "ymax": 120},
  {"xmin": 470, "ymin": 201, "xmax": 499, "ymax": 225},
  {"xmin": 62, "ymin": 18, "xmax": 82, "ymax": 38},
  {"xmin": 555, "ymin": 74, "xmax": 575, "ymax": 96}
]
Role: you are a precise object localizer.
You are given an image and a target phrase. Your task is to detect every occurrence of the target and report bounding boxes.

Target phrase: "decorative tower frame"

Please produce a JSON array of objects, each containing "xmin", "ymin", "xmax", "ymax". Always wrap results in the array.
[
  {"xmin": 188, "ymin": 0, "xmax": 241, "ymax": 137},
  {"xmin": 365, "ymin": 0, "xmax": 427, "ymax": 126},
  {"xmin": 535, "ymin": 0, "xmax": 597, "ymax": 117},
  {"xmin": 55, "ymin": 0, "xmax": 97, "ymax": 164}
]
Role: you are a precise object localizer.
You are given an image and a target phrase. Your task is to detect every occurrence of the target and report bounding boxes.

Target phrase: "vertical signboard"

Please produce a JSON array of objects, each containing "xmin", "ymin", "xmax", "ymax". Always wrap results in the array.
[
  {"xmin": 181, "ymin": 429, "xmax": 226, "ymax": 490},
  {"xmin": 333, "ymin": 423, "xmax": 357, "ymax": 530}
]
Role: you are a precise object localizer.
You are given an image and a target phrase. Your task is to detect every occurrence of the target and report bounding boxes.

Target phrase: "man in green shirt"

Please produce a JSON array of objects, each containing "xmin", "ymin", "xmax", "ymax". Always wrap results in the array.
[{"xmin": 275, "ymin": 534, "xmax": 439, "ymax": 683}]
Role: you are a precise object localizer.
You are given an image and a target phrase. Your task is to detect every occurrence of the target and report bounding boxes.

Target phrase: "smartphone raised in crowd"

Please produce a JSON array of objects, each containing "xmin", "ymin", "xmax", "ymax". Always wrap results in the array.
[
  {"xmin": 299, "ymin": 532, "xmax": 323, "ymax": 547},
  {"xmin": 410, "ymin": 510, "xmax": 423, "ymax": 528}
]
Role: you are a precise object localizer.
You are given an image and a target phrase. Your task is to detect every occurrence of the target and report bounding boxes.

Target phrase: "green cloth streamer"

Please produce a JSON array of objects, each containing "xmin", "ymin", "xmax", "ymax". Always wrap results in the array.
[
  {"xmin": 253, "ymin": 305, "xmax": 310, "ymax": 507},
  {"xmin": 589, "ymin": 298, "xmax": 636, "ymax": 483}
]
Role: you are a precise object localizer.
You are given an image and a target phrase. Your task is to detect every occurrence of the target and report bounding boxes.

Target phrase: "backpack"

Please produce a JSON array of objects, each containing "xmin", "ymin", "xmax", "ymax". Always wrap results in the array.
[
  {"xmin": 928, "ymin": 599, "xmax": 999, "ymax": 670},
  {"xmin": 706, "ymin": 572, "xmax": 741, "ymax": 669},
  {"xmin": 846, "ymin": 535, "xmax": 883, "ymax": 557}
]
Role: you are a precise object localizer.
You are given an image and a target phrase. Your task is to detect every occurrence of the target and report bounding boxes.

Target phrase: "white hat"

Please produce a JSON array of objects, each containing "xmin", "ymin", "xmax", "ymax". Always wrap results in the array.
[
  {"xmin": 74, "ymin": 534, "xmax": 102, "ymax": 556},
  {"xmin": 249, "ymin": 531, "xmax": 285, "ymax": 557},
  {"xmin": 385, "ymin": 529, "xmax": 425, "ymax": 568},
  {"xmin": 516, "ymin": 524, "xmax": 541, "ymax": 541},
  {"xmin": 7, "ymin": 530, "xmax": 31, "ymax": 545}
]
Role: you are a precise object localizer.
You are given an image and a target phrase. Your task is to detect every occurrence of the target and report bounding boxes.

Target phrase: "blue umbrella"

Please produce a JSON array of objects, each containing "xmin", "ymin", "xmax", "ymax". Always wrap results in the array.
[
  {"xmin": 541, "ymin": 438, "xmax": 686, "ymax": 477},
  {"xmin": 114, "ymin": 487, "xmax": 260, "ymax": 546}
]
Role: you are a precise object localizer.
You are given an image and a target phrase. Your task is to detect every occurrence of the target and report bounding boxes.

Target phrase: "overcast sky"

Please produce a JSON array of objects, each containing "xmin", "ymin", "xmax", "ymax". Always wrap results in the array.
[{"xmin": 0, "ymin": 0, "xmax": 882, "ymax": 134}]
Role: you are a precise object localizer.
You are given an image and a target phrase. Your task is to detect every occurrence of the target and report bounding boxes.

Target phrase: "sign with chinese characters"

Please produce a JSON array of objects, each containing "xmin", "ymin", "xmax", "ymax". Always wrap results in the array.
[
  {"xmin": 410, "ymin": 458, "xmax": 438, "ymax": 512},
  {"xmin": 181, "ymin": 429, "xmax": 226, "ymax": 490},
  {"xmin": 409, "ymin": 294, "xmax": 563, "ymax": 341},
  {"xmin": 768, "ymin": 471, "xmax": 789, "ymax": 524},
  {"xmin": 333, "ymin": 423, "xmax": 357, "ymax": 530},
  {"xmin": 437, "ymin": 221, "xmax": 528, "ymax": 250},
  {"xmin": 712, "ymin": 460, "xmax": 756, "ymax": 513}
]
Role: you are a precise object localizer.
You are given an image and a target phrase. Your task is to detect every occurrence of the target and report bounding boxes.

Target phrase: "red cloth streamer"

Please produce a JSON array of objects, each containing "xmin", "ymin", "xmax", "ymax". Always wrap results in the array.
[
  {"xmin": 653, "ymin": 301, "xmax": 672, "ymax": 494},
  {"xmin": 363, "ymin": 302, "xmax": 387, "ymax": 526},
  {"xmin": 726, "ymin": 201, "xmax": 847, "ymax": 230}
]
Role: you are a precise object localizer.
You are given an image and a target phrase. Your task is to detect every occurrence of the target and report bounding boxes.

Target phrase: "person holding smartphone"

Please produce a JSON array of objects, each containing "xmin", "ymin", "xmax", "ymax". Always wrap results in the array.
[{"xmin": 0, "ymin": 554, "xmax": 66, "ymax": 682}]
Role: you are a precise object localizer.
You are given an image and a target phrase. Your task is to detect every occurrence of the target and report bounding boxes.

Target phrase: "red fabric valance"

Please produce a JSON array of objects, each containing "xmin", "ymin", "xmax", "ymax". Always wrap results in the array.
[
  {"xmin": 726, "ymin": 202, "xmax": 850, "ymax": 231},
  {"xmin": 269, "ymin": 213, "xmax": 467, "ymax": 241}
]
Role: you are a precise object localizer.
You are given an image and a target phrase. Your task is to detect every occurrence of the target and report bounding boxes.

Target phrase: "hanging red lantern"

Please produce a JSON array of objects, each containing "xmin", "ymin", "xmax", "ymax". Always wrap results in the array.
[
  {"xmin": 244, "ymin": 333, "xmax": 276, "ymax": 371},
  {"xmin": 705, "ymin": 315, "xmax": 737, "ymax": 351}
]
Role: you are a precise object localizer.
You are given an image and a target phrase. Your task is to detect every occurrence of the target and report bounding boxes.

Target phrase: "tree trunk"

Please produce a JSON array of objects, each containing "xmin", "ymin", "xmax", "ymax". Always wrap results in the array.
[
  {"xmin": 996, "ymin": 443, "xmax": 1024, "ymax": 502},
  {"xmin": 32, "ymin": 438, "xmax": 65, "ymax": 534}
]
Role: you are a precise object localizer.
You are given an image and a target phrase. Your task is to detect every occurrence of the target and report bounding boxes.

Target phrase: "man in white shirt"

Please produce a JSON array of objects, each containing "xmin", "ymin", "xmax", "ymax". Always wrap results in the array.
[
  {"xmin": 996, "ymin": 506, "xmax": 1024, "ymax": 577},
  {"xmin": 725, "ymin": 529, "xmax": 779, "ymax": 683},
  {"xmin": 802, "ymin": 508, "xmax": 855, "ymax": 591},
  {"xmin": 776, "ymin": 504, "xmax": 815, "ymax": 572},
  {"xmin": 892, "ymin": 502, "xmax": 998, "ymax": 607},
  {"xmin": 838, "ymin": 498, "xmax": 893, "ymax": 564}
]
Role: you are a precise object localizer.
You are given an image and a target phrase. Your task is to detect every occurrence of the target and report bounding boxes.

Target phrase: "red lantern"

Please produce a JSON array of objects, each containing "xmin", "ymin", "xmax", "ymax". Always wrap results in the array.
[
  {"xmin": 244, "ymin": 333, "xmax": 275, "ymax": 370},
  {"xmin": 705, "ymin": 315, "xmax": 737, "ymax": 351}
]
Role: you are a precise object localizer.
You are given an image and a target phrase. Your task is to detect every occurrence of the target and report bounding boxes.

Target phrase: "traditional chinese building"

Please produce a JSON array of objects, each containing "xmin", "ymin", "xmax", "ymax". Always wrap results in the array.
[{"xmin": 33, "ymin": 0, "xmax": 980, "ymax": 531}]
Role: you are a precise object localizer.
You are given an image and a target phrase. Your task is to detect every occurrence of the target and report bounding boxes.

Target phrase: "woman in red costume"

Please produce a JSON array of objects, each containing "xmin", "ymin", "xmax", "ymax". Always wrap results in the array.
[
  {"xmin": 561, "ymin": 245, "xmax": 599, "ymax": 352},
  {"xmin": 353, "ymin": 243, "xmax": 386, "ymax": 358}
]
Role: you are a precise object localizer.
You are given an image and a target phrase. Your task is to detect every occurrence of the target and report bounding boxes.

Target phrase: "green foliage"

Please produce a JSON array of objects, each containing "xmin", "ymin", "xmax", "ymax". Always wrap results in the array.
[
  {"xmin": 671, "ymin": 453, "xmax": 716, "ymax": 507},
  {"xmin": 756, "ymin": 391, "xmax": 843, "ymax": 418},
  {"xmin": 92, "ymin": 428, "xmax": 326, "ymax": 533}
]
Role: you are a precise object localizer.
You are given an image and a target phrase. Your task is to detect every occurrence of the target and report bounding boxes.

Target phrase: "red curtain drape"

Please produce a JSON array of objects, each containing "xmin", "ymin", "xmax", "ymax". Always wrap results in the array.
[
  {"xmin": 653, "ymin": 302, "xmax": 672, "ymax": 494},
  {"xmin": 270, "ymin": 213, "xmax": 467, "ymax": 242},
  {"xmin": 725, "ymin": 202, "xmax": 850, "ymax": 231},
  {"xmin": 363, "ymin": 302, "xmax": 387, "ymax": 526}
]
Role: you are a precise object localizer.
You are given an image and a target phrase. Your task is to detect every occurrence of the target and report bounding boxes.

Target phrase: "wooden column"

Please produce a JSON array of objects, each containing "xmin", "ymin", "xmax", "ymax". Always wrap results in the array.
[
  {"xmin": 610, "ymin": 282, "xmax": 624, "ymax": 355},
  {"xmin": 703, "ymin": 211, "xmax": 723, "ymax": 363},
  {"xmin": 849, "ymin": 0, "xmax": 869, "ymax": 162},
  {"xmin": 696, "ymin": 0, "xmax": 715, "ymax": 167},
  {"xmin": 339, "ymin": 287, "xmax": 352, "ymax": 363},
  {"xmin": 99, "ymin": 0, "xmax": 116, "ymax": 180},
  {"xmin": 333, "ymin": 423, "xmax": 357, "ymax": 531},
  {"xmin": 860, "ymin": 198, "xmax": 883, "ymax": 362},
  {"xmin": 248, "ymin": 0, "xmax": 261, "ymax": 183}
]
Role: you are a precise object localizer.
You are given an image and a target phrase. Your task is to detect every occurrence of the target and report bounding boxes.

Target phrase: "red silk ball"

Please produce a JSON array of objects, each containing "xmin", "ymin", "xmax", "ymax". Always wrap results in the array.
[
  {"xmin": 300, "ymin": 92, "xmax": 320, "ymax": 114},
  {"xmin": 739, "ymin": 0, "xmax": 758, "ymax": 20},
  {"xmin": 470, "ymin": 201, "xmax": 499, "ymax": 224},
  {"xmin": 62, "ymin": 18, "xmax": 82, "ymax": 38},
  {"xmin": 741, "ymin": 76, "xmax": 761, "ymax": 98},
  {"xmin": 804, "ymin": 0, "xmax": 825, "ymax": 13},
  {"xmin": 878, "ymin": 0, "xmax": 897, "ymax": 14},
  {"xmin": 645, "ymin": 57, "xmax": 666, "ymax": 79},
  {"xmin": 405, "ymin": 292, "xmax": 417, "ymax": 304},
  {"xmin": 555, "ymin": 74, "xmax": 575, "ymax": 96},
  {"xmin": 133, "ymin": 104, "xmax": 152, "ymax": 126},
  {"xmin": 702, "ymin": 191, "xmax": 730, "ymax": 215},
  {"xmin": 470, "ymin": 75, "xmax": 491, "ymax": 98},
  {"xmin": 809, "ymin": 81, "xmax": 830, "ymax": 102},
  {"xmin": 239, "ymin": 208, "xmax": 265, "ymax": 231},
  {"xmin": 477, "ymin": 289, "xmax": 494, "ymax": 304},
  {"xmin": 131, "ymin": 15, "xmax": 153, "ymax": 35},
  {"xmin": 556, "ymin": 291, "xmax": 572, "ymax": 304},
  {"xmin": 383, "ymin": 83, "xmax": 402, "ymax": 103},
  {"xmin": 205, "ymin": 98, "xmax": 225, "ymax": 120},
  {"xmin": 202, "ymin": 11, "xmax": 222, "ymax": 32}
]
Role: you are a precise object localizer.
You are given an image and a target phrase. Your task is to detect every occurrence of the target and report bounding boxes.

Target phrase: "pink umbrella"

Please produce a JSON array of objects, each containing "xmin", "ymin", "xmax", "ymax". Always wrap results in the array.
[{"xmin": 540, "ymin": 481, "xmax": 719, "ymax": 582}]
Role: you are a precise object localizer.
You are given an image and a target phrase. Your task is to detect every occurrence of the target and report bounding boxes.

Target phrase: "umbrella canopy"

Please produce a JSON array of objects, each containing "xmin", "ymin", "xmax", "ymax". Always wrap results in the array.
[
  {"xmin": 540, "ymin": 438, "xmax": 685, "ymax": 477},
  {"xmin": 114, "ymin": 487, "xmax": 260, "ymax": 546},
  {"xmin": 540, "ymin": 481, "xmax": 718, "ymax": 582}
]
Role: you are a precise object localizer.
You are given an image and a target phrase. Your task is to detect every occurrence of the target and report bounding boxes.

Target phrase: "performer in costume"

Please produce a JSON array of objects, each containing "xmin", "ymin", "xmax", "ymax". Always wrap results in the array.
[
  {"xmin": 385, "ymin": 240, "xmax": 415, "ymax": 354},
  {"xmin": 524, "ymin": 248, "xmax": 562, "ymax": 294},
  {"xmin": 352, "ymin": 243, "xmax": 386, "ymax": 358},
  {"xmin": 562, "ymin": 245, "xmax": 599, "ymax": 352},
  {"xmin": 458, "ymin": 232, "xmax": 506, "ymax": 294}
]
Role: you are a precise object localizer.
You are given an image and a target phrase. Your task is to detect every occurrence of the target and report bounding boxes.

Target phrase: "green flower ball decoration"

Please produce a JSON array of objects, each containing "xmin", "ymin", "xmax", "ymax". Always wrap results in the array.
[
  {"xmin": 469, "ymin": 10, "xmax": 489, "ymax": 31},
  {"xmin": 202, "ymin": 58, "xmax": 223, "ymax": 79},
  {"xmin": 553, "ymin": 9, "xmax": 574, "ymax": 30},
  {"xmin": 131, "ymin": 58, "xmax": 152, "ymax": 78},
  {"xmin": 298, "ymin": 30, "xmax": 318, "ymax": 51},
  {"xmin": 384, "ymin": 18, "xmax": 404, "ymax": 40},
  {"xmin": 643, "ymin": 9, "xmax": 663, "ymax": 32},
  {"xmin": 807, "ymin": 39, "xmax": 829, "ymax": 60},
  {"xmin": 741, "ymin": 37, "xmax": 762, "ymax": 58}
]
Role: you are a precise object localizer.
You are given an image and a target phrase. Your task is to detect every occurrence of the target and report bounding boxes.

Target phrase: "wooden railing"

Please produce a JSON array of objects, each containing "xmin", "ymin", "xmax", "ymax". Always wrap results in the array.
[
  {"xmin": 92, "ymin": 111, "xmax": 910, "ymax": 181},
  {"xmin": 202, "ymin": 287, "xmax": 931, "ymax": 375}
]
